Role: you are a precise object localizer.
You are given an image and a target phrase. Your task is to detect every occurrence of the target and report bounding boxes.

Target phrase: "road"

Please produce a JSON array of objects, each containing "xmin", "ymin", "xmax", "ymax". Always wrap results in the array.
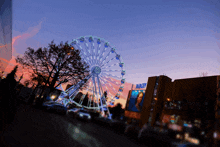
[{"xmin": 0, "ymin": 103, "xmax": 147, "ymax": 147}]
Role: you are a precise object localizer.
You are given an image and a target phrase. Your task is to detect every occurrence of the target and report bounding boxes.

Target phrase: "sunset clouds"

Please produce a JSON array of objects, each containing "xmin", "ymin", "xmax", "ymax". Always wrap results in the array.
[{"xmin": 1, "ymin": 20, "xmax": 43, "ymax": 85}]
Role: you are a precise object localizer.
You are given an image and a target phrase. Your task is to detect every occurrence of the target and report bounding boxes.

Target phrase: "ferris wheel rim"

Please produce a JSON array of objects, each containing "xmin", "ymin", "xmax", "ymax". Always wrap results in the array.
[{"xmin": 63, "ymin": 35, "xmax": 126, "ymax": 110}]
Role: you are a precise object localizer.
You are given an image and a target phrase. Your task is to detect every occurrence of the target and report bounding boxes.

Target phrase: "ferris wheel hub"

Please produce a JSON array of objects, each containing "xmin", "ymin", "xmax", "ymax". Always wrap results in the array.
[{"xmin": 91, "ymin": 66, "xmax": 101, "ymax": 76}]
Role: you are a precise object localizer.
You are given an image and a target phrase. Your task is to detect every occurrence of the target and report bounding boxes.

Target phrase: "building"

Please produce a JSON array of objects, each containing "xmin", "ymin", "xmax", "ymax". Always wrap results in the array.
[
  {"xmin": 0, "ymin": 0, "xmax": 12, "ymax": 71},
  {"xmin": 138, "ymin": 75, "xmax": 220, "ymax": 144}
]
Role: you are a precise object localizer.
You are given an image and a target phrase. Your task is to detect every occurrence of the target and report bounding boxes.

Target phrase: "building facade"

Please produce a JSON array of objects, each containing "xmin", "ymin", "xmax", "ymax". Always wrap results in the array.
[{"xmin": 137, "ymin": 75, "xmax": 220, "ymax": 143}]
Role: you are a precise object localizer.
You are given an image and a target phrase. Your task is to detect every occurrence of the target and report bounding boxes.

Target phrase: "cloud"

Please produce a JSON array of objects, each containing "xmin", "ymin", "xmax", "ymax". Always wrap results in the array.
[
  {"xmin": 12, "ymin": 21, "xmax": 43, "ymax": 55},
  {"xmin": 1, "ymin": 20, "xmax": 43, "ymax": 83}
]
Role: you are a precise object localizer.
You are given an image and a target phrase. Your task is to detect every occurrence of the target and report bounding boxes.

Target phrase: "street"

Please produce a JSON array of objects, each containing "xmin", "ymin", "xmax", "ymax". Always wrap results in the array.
[{"xmin": 0, "ymin": 103, "xmax": 147, "ymax": 147}]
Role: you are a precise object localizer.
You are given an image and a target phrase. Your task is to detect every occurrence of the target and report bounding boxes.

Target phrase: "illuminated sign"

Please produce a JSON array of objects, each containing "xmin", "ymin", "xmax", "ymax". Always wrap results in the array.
[
  {"xmin": 127, "ymin": 90, "xmax": 145, "ymax": 112},
  {"xmin": 136, "ymin": 83, "xmax": 147, "ymax": 89}
]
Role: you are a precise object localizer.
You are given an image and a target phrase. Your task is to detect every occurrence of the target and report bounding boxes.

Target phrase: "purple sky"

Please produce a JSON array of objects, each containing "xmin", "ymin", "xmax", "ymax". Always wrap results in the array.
[{"xmin": 12, "ymin": 0, "xmax": 220, "ymax": 84}]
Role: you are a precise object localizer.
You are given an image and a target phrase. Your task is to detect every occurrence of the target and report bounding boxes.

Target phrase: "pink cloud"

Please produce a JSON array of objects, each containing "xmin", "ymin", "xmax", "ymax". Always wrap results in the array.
[
  {"xmin": 1, "ymin": 21, "xmax": 43, "ymax": 83},
  {"xmin": 12, "ymin": 21, "xmax": 42, "ymax": 55}
]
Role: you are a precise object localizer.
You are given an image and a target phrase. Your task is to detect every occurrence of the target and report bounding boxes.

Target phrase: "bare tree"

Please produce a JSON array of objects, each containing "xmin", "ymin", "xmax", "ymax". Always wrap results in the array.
[
  {"xmin": 0, "ymin": 60, "xmax": 5, "ymax": 79},
  {"xmin": 16, "ymin": 41, "xmax": 90, "ymax": 101},
  {"xmin": 199, "ymin": 72, "xmax": 208, "ymax": 77}
]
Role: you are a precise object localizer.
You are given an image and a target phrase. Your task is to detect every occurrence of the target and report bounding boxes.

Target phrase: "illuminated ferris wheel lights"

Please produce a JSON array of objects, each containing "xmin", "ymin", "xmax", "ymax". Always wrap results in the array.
[
  {"xmin": 111, "ymin": 48, "xmax": 115, "ymax": 53},
  {"xmin": 89, "ymin": 36, "xmax": 93, "ymax": 42},
  {"xmin": 72, "ymin": 40, "xmax": 77, "ymax": 44},
  {"xmin": 119, "ymin": 87, "xmax": 123, "ymax": 92},
  {"xmin": 121, "ymin": 79, "xmax": 125, "ymax": 84},
  {"xmin": 116, "ymin": 54, "xmax": 120, "ymax": 60},
  {"xmin": 115, "ymin": 96, "xmax": 119, "ymax": 99},
  {"xmin": 109, "ymin": 102, "xmax": 114, "ymax": 106},
  {"xmin": 121, "ymin": 70, "xmax": 125, "ymax": 76},
  {"xmin": 119, "ymin": 62, "xmax": 124, "ymax": 68},
  {"xmin": 104, "ymin": 42, "xmax": 109, "ymax": 47},
  {"xmin": 80, "ymin": 37, "xmax": 85, "ymax": 42},
  {"xmin": 97, "ymin": 38, "xmax": 101, "ymax": 44}
]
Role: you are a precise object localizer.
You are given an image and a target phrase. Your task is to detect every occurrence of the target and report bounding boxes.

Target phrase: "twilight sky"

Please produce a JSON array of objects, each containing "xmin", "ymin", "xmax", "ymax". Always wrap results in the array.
[{"xmin": 11, "ymin": 0, "xmax": 220, "ymax": 86}]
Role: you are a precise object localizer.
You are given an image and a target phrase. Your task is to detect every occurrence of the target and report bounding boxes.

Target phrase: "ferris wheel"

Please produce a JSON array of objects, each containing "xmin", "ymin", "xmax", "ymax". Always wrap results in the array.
[{"xmin": 57, "ymin": 36, "xmax": 126, "ymax": 115}]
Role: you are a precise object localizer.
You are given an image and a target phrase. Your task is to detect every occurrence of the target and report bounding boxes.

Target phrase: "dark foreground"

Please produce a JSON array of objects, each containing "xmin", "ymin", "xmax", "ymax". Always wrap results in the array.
[{"xmin": 0, "ymin": 103, "xmax": 147, "ymax": 147}]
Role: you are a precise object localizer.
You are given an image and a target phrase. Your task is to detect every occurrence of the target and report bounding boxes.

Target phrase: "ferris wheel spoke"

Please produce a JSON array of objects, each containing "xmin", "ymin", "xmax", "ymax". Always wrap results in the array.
[
  {"xmin": 84, "ymin": 40, "xmax": 93, "ymax": 57},
  {"xmin": 97, "ymin": 47, "xmax": 110, "ymax": 65},
  {"xmin": 101, "ymin": 76, "xmax": 121, "ymax": 87},
  {"xmin": 102, "ymin": 72, "xmax": 122, "ymax": 80},
  {"xmin": 99, "ymin": 76, "xmax": 118, "ymax": 94},
  {"xmin": 101, "ymin": 57, "xmax": 115, "ymax": 68},
  {"xmin": 98, "ymin": 51, "xmax": 111, "ymax": 66},
  {"xmin": 102, "ymin": 69, "xmax": 122, "ymax": 72},
  {"xmin": 94, "ymin": 44, "xmax": 101, "ymax": 65},
  {"xmin": 102, "ymin": 63, "xmax": 119, "ymax": 69},
  {"xmin": 79, "ymin": 94, "xmax": 85, "ymax": 105}
]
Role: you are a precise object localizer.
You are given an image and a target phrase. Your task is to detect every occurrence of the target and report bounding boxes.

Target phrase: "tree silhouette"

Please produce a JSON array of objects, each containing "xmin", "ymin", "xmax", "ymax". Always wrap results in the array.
[
  {"xmin": 16, "ymin": 41, "xmax": 90, "ymax": 101},
  {"xmin": 199, "ymin": 72, "xmax": 208, "ymax": 77},
  {"xmin": 0, "ymin": 60, "xmax": 5, "ymax": 79}
]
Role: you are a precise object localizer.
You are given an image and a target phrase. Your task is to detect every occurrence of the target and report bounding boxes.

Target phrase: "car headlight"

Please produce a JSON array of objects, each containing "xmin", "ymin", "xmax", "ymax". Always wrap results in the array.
[
  {"xmin": 79, "ymin": 114, "xmax": 83, "ymax": 117},
  {"xmin": 88, "ymin": 115, "xmax": 91, "ymax": 119}
]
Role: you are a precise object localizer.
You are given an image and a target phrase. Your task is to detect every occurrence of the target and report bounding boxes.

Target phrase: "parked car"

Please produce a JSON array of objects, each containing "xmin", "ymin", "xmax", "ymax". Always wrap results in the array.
[
  {"xmin": 67, "ymin": 108, "xmax": 80, "ymax": 118},
  {"xmin": 46, "ymin": 103, "xmax": 67, "ymax": 115},
  {"xmin": 42, "ymin": 101, "xmax": 58, "ymax": 108},
  {"xmin": 76, "ymin": 109, "xmax": 92, "ymax": 121}
]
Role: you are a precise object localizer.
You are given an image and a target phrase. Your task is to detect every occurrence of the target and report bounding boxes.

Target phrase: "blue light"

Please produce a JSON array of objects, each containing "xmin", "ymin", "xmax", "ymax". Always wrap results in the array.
[
  {"xmin": 119, "ymin": 62, "xmax": 124, "ymax": 68},
  {"xmin": 111, "ymin": 48, "xmax": 115, "ymax": 53},
  {"xmin": 116, "ymin": 54, "xmax": 120, "ymax": 60},
  {"xmin": 89, "ymin": 36, "xmax": 93, "ymax": 42},
  {"xmin": 183, "ymin": 124, "xmax": 188, "ymax": 127},
  {"xmin": 121, "ymin": 70, "xmax": 125, "ymax": 76},
  {"xmin": 121, "ymin": 79, "xmax": 125, "ymax": 84},
  {"xmin": 104, "ymin": 42, "xmax": 109, "ymax": 47},
  {"xmin": 97, "ymin": 38, "xmax": 101, "ymax": 44},
  {"xmin": 115, "ymin": 96, "xmax": 119, "ymax": 99},
  {"xmin": 80, "ymin": 37, "xmax": 85, "ymax": 42},
  {"xmin": 72, "ymin": 40, "xmax": 77, "ymax": 44}
]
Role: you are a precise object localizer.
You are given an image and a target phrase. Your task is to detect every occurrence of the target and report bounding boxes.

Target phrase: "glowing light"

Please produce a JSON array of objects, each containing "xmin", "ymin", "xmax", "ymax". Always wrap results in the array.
[
  {"xmin": 51, "ymin": 95, "xmax": 56, "ymax": 99},
  {"xmin": 167, "ymin": 98, "xmax": 170, "ymax": 101}
]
